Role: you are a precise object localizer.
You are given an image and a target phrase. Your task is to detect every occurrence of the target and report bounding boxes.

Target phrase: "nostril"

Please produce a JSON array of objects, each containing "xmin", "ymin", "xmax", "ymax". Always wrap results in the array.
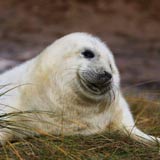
[
  {"xmin": 103, "ymin": 71, "xmax": 112, "ymax": 81},
  {"xmin": 96, "ymin": 71, "xmax": 112, "ymax": 84}
]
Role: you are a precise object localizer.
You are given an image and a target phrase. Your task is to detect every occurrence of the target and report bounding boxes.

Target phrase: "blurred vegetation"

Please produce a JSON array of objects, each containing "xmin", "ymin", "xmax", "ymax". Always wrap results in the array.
[{"xmin": 0, "ymin": 91, "xmax": 160, "ymax": 160}]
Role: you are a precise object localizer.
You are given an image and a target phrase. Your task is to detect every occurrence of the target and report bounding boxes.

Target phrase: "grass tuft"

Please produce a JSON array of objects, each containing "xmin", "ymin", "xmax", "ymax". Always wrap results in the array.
[{"xmin": 0, "ymin": 87, "xmax": 160, "ymax": 159}]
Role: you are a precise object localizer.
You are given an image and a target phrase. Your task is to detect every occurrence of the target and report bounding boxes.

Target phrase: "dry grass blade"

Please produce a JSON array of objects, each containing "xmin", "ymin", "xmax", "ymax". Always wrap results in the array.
[{"xmin": 7, "ymin": 141, "xmax": 24, "ymax": 160}]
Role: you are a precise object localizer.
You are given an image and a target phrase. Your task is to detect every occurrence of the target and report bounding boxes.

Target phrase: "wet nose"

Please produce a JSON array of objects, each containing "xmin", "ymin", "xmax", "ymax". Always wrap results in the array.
[
  {"xmin": 97, "ymin": 71, "xmax": 112, "ymax": 83},
  {"xmin": 102, "ymin": 71, "xmax": 112, "ymax": 81}
]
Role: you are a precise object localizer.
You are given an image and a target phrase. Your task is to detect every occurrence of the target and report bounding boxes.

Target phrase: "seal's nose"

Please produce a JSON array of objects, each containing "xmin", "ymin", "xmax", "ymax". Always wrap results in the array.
[
  {"xmin": 80, "ymin": 69, "xmax": 112, "ymax": 94},
  {"xmin": 97, "ymin": 71, "xmax": 112, "ymax": 84},
  {"xmin": 103, "ymin": 71, "xmax": 112, "ymax": 81}
]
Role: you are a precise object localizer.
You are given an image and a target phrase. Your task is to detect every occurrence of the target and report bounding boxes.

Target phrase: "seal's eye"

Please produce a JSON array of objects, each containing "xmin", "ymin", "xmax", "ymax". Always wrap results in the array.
[
  {"xmin": 110, "ymin": 64, "xmax": 113, "ymax": 71},
  {"xmin": 81, "ymin": 50, "xmax": 95, "ymax": 59}
]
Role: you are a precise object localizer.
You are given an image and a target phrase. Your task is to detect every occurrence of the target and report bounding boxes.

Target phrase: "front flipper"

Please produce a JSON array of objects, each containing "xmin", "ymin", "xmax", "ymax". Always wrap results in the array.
[{"xmin": 113, "ymin": 94, "xmax": 160, "ymax": 146}]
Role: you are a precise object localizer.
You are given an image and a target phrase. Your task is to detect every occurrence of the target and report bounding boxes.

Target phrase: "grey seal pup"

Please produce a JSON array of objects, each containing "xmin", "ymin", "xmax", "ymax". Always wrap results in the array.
[{"xmin": 0, "ymin": 32, "xmax": 159, "ymax": 146}]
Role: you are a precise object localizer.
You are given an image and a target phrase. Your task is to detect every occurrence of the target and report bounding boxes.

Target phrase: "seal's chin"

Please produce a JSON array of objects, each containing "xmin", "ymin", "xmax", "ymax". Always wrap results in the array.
[{"xmin": 79, "ymin": 78, "xmax": 111, "ymax": 96}]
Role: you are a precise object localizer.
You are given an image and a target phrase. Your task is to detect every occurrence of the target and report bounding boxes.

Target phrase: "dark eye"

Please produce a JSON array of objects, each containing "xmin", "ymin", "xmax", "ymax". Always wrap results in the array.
[
  {"xmin": 81, "ymin": 50, "xmax": 95, "ymax": 59},
  {"xmin": 109, "ymin": 64, "xmax": 113, "ymax": 71}
]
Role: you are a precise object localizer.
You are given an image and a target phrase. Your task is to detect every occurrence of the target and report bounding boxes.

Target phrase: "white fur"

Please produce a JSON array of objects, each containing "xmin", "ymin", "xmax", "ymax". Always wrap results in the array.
[{"xmin": 0, "ymin": 32, "xmax": 159, "ymax": 146}]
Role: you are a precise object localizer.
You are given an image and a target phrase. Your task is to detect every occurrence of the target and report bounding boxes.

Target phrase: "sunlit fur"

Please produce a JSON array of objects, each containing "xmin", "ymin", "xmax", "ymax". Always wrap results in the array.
[{"xmin": 0, "ymin": 33, "xmax": 159, "ymax": 146}]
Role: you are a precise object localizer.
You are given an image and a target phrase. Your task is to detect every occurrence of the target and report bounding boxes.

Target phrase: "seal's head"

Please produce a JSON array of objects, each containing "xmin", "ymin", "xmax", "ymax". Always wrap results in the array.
[{"xmin": 42, "ymin": 33, "xmax": 120, "ymax": 102}]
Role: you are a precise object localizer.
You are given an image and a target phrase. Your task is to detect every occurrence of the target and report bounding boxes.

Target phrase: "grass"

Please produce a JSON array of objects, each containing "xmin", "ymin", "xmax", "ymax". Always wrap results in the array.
[{"xmin": 0, "ymin": 89, "xmax": 160, "ymax": 159}]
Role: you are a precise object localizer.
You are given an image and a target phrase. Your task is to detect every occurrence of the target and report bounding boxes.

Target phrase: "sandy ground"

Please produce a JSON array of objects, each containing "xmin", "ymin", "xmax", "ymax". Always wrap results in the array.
[{"xmin": 0, "ymin": 0, "xmax": 160, "ymax": 89}]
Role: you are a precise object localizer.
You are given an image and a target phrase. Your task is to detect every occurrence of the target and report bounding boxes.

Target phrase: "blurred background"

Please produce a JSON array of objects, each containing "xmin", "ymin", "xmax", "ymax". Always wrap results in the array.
[{"xmin": 0, "ymin": 0, "xmax": 160, "ymax": 90}]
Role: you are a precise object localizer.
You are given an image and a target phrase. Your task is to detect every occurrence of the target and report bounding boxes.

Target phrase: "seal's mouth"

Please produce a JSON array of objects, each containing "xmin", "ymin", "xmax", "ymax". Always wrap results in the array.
[{"xmin": 79, "ymin": 76, "xmax": 111, "ymax": 95}]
